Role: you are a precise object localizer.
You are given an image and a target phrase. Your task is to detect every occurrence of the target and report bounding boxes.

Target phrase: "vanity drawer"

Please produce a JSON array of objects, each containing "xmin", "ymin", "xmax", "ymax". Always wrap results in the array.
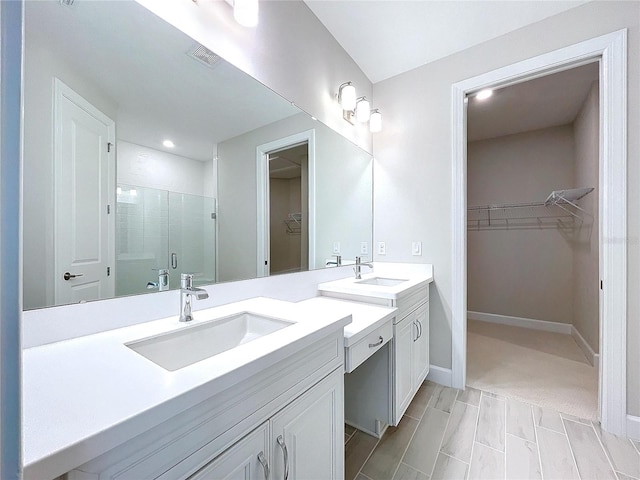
[{"xmin": 345, "ymin": 320, "xmax": 393, "ymax": 373}]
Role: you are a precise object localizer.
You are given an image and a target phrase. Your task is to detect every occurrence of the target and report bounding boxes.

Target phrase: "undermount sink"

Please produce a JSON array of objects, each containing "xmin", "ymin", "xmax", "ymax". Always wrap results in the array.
[
  {"xmin": 126, "ymin": 312, "xmax": 294, "ymax": 371},
  {"xmin": 355, "ymin": 277, "xmax": 409, "ymax": 287}
]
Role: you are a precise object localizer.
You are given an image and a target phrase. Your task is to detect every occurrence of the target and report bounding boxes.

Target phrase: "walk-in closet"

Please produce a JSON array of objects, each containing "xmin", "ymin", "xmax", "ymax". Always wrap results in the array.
[{"xmin": 466, "ymin": 63, "xmax": 600, "ymax": 419}]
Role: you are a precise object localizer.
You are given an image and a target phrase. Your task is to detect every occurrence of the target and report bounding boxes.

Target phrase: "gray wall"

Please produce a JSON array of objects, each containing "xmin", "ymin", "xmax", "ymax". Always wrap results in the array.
[
  {"xmin": 373, "ymin": 1, "xmax": 640, "ymax": 415},
  {"xmin": 217, "ymin": 112, "xmax": 372, "ymax": 282},
  {"xmin": 467, "ymin": 126, "xmax": 576, "ymax": 324},
  {"xmin": 572, "ymin": 82, "xmax": 600, "ymax": 353}
]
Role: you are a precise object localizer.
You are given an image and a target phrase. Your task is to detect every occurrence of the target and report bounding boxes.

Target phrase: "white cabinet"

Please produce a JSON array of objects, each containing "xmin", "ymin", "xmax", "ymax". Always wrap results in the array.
[
  {"xmin": 185, "ymin": 369, "xmax": 343, "ymax": 480},
  {"xmin": 271, "ymin": 369, "xmax": 343, "ymax": 480},
  {"xmin": 67, "ymin": 332, "xmax": 344, "ymax": 480},
  {"xmin": 392, "ymin": 300, "xmax": 429, "ymax": 425},
  {"xmin": 187, "ymin": 422, "xmax": 270, "ymax": 480}
]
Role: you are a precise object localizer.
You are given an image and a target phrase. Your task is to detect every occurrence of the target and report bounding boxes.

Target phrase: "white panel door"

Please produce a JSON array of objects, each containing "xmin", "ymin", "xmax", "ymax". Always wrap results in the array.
[
  {"xmin": 188, "ymin": 422, "xmax": 270, "ymax": 480},
  {"xmin": 271, "ymin": 368, "xmax": 343, "ymax": 480},
  {"xmin": 54, "ymin": 79, "xmax": 115, "ymax": 305}
]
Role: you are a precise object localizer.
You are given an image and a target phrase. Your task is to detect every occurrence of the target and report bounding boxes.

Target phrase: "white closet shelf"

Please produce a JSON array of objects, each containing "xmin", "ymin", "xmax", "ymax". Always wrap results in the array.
[{"xmin": 468, "ymin": 187, "xmax": 594, "ymax": 230}]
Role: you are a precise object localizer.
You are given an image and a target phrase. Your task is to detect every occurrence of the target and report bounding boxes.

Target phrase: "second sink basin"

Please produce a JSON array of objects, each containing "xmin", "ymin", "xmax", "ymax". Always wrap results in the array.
[
  {"xmin": 355, "ymin": 277, "xmax": 408, "ymax": 286},
  {"xmin": 126, "ymin": 312, "xmax": 294, "ymax": 371}
]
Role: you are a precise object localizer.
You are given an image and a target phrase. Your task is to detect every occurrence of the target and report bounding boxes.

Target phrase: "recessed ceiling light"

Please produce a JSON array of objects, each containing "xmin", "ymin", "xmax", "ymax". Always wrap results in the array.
[
  {"xmin": 163, "ymin": 140, "xmax": 175, "ymax": 148},
  {"xmin": 476, "ymin": 89, "xmax": 493, "ymax": 100}
]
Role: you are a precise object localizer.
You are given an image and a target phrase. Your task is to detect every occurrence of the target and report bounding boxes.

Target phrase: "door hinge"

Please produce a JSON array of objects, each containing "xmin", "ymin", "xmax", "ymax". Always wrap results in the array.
[
  {"xmin": 107, "ymin": 142, "xmax": 113, "ymax": 153},
  {"xmin": 107, "ymin": 204, "xmax": 111, "ymax": 214},
  {"xmin": 600, "ymin": 280, "xmax": 603, "ymax": 290},
  {"xmin": 107, "ymin": 267, "xmax": 111, "ymax": 276}
]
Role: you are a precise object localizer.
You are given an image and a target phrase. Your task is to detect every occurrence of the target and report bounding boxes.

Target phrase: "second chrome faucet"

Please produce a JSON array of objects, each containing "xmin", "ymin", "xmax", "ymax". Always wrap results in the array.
[{"xmin": 179, "ymin": 273, "xmax": 209, "ymax": 322}]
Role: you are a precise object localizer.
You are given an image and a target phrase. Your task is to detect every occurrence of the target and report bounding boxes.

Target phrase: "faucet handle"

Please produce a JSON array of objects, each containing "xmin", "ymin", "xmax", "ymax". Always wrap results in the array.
[{"xmin": 180, "ymin": 273, "xmax": 193, "ymax": 289}]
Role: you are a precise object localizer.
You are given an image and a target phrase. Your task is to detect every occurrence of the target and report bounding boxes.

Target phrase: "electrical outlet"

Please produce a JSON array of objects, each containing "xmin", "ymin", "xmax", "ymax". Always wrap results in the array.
[
  {"xmin": 412, "ymin": 241, "xmax": 422, "ymax": 256},
  {"xmin": 360, "ymin": 242, "xmax": 368, "ymax": 255},
  {"xmin": 377, "ymin": 241, "xmax": 386, "ymax": 255},
  {"xmin": 333, "ymin": 241, "xmax": 341, "ymax": 254}
]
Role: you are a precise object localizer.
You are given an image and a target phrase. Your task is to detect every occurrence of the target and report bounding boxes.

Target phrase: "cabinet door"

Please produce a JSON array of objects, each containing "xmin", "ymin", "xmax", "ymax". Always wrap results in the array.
[
  {"xmin": 271, "ymin": 369, "xmax": 343, "ymax": 480},
  {"xmin": 187, "ymin": 422, "xmax": 270, "ymax": 480},
  {"xmin": 393, "ymin": 316, "xmax": 415, "ymax": 425},
  {"xmin": 412, "ymin": 303, "xmax": 430, "ymax": 387}
]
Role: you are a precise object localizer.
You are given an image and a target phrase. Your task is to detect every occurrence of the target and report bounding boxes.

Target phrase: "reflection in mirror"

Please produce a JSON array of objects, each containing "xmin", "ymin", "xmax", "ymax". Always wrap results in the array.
[{"xmin": 23, "ymin": 0, "xmax": 373, "ymax": 310}]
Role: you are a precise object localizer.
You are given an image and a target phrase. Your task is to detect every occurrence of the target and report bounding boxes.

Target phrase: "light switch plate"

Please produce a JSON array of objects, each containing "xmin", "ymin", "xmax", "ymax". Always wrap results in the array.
[
  {"xmin": 360, "ymin": 242, "xmax": 368, "ymax": 254},
  {"xmin": 412, "ymin": 241, "xmax": 422, "ymax": 256},
  {"xmin": 377, "ymin": 241, "xmax": 386, "ymax": 255},
  {"xmin": 333, "ymin": 241, "xmax": 341, "ymax": 254}
]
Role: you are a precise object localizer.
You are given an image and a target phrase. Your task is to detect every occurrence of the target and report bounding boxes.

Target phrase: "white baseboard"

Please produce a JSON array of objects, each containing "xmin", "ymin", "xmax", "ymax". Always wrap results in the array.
[
  {"xmin": 628, "ymin": 415, "xmax": 640, "ymax": 441},
  {"xmin": 427, "ymin": 365, "xmax": 452, "ymax": 387},
  {"xmin": 467, "ymin": 311, "xmax": 600, "ymax": 368},
  {"xmin": 468, "ymin": 311, "xmax": 571, "ymax": 334},
  {"xmin": 571, "ymin": 325, "xmax": 600, "ymax": 368}
]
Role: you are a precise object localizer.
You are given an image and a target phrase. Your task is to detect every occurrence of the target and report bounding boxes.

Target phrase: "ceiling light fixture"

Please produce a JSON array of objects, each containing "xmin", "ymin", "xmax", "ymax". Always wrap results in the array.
[
  {"xmin": 476, "ymin": 89, "xmax": 493, "ymax": 100},
  {"xmin": 163, "ymin": 140, "xmax": 175, "ymax": 148},
  {"xmin": 233, "ymin": 0, "xmax": 259, "ymax": 27},
  {"xmin": 336, "ymin": 82, "xmax": 382, "ymax": 132}
]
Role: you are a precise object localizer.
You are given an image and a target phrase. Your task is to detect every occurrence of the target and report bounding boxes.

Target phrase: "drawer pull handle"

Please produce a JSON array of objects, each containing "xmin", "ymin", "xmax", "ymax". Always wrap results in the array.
[
  {"xmin": 369, "ymin": 336, "xmax": 384, "ymax": 348},
  {"xmin": 257, "ymin": 451, "xmax": 270, "ymax": 480}
]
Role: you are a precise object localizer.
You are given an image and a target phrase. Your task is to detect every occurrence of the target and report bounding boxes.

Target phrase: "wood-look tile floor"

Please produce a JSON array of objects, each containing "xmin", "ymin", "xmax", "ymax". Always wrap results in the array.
[{"xmin": 345, "ymin": 381, "xmax": 640, "ymax": 480}]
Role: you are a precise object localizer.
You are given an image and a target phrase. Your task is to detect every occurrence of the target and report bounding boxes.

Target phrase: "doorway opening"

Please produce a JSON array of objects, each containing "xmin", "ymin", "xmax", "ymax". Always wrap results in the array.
[
  {"xmin": 451, "ymin": 30, "xmax": 627, "ymax": 435},
  {"xmin": 465, "ymin": 62, "xmax": 600, "ymax": 420},
  {"xmin": 268, "ymin": 144, "xmax": 309, "ymax": 275},
  {"xmin": 256, "ymin": 129, "xmax": 316, "ymax": 278}
]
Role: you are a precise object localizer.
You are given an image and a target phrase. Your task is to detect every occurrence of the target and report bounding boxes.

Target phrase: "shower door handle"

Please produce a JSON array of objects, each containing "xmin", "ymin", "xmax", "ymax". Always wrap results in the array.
[{"xmin": 171, "ymin": 253, "xmax": 178, "ymax": 269}]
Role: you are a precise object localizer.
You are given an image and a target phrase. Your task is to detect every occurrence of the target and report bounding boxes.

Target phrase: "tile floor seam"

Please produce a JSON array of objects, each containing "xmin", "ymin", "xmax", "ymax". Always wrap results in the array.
[
  {"xmin": 429, "ymin": 399, "xmax": 456, "ymax": 478},
  {"xmin": 391, "ymin": 406, "xmax": 435, "ymax": 480},
  {"xmin": 503, "ymin": 394, "xmax": 507, "ymax": 480},
  {"xmin": 632, "ymin": 440, "xmax": 640, "ymax": 456},
  {"xmin": 585, "ymin": 418, "xmax": 621, "ymax": 478},
  {"xmin": 530, "ymin": 402, "xmax": 544, "ymax": 480},
  {"xmin": 464, "ymin": 399, "xmax": 482, "ymax": 480},
  {"xmin": 559, "ymin": 415, "xmax": 583, "ymax": 479},
  {"xmin": 354, "ymin": 434, "xmax": 382, "ymax": 480}
]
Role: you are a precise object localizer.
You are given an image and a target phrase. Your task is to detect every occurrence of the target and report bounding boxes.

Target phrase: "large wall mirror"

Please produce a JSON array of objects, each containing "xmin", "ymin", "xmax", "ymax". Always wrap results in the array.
[{"xmin": 23, "ymin": 0, "xmax": 373, "ymax": 310}]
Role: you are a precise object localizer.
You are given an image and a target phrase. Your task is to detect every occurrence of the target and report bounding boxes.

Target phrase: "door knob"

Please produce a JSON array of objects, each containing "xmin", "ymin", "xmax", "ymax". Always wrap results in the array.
[{"xmin": 63, "ymin": 272, "xmax": 84, "ymax": 281}]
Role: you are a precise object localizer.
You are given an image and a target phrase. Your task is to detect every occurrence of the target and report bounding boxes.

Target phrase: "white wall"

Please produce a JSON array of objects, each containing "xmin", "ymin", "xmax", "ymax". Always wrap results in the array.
[
  {"xmin": 23, "ymin": 26, "xmax": 118, "ymax": 310},
  {"xmin": 572, "ymin": 82, "xmax": 600, "ymax": 353},
  {"xmin": 373, "ymin": 1, "xmax": 640, "ymax": 415},
  {"xmin": 135, "ymin": 0, "xmax": 373, "ymax": 154},
  {"xmin": 117, "ymin": 141, "xmax": 214, "ymax": 197},
  {"xmin": 467, "ymin": 126, "xmax": 575, "ymax": 324},
  {"xmin": 270, "ymin": 177, "xmax": 303, "ymax": 274}
]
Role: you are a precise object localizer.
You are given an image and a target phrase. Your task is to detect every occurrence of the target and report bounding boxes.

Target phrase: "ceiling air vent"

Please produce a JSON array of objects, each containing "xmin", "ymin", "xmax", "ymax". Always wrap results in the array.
[
  {"xmin": 59, "ymin": 0, "xmax": 75, "ymax": 6},
  {"xmin": 188, "ymin": 44, "xmax": 222, "ymax": 69}
]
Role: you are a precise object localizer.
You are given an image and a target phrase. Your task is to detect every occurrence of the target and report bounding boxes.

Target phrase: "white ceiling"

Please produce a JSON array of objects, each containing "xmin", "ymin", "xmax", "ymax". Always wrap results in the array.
[
  {"xmin": 467, "ymin": 62, "xmax": 599, "ymax": 141},
  {"xmin": 26, "ymin": 1, "xmax": 300, "ymax": 162},
  {"xmin": 304, "ymin": 0, "xmax": 590, "ymax": 84}
]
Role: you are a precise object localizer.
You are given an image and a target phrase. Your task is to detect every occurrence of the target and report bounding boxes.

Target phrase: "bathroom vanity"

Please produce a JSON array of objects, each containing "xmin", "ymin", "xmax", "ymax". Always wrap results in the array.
[
  {"xmin": 317, "ymin": 263, "xmax": 433, "ymax": 437},
  {"xmin": 22, "ymin": 298, "xmax": 350, "ymax": 480}
]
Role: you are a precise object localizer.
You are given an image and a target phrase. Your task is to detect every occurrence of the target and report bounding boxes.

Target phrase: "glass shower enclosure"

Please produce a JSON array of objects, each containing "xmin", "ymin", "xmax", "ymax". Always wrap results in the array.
[{"xmin": 115, "ymin": 184, "xmax": 216, "ymax": 296}]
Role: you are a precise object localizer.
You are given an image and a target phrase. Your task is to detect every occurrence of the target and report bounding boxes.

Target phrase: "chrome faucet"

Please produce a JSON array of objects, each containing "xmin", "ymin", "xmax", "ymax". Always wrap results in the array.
[
  {"xmin": 179, "ymin": 273, "xmax": 209, "ymax": 322},
  {"xmin": 326, "ymin": 254, "xmax": 342, "ymax": 267},
  {"xmin": 354, "ymin": 256, "xmax": 373, "ymax": 279}
]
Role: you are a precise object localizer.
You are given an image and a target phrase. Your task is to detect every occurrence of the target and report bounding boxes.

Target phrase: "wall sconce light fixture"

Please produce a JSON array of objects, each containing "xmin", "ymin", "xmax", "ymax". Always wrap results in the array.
[
  {"xmin": 233, "ymin": 0, "xmax": 259, "ymax": 27},
  {"xmin": 336, "ymin": 82, "xmax": 382, "ymax": 132}
]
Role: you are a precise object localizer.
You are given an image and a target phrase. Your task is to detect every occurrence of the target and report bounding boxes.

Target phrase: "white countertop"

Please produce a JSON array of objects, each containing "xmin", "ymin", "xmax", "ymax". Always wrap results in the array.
[
  {"xmin": 297, "ymin": 297, "xmax": 396, "ymax": 347},
  {"xmin": 317, "ymin": 262, "xmax": 434, "ymax": 300},
  {"xmin": 22, "ymin": 297, "xmax": 351, "ymax": 479}
]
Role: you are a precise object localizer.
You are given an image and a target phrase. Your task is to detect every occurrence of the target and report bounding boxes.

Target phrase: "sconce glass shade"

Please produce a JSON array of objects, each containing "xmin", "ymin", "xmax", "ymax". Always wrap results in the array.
[
  {"xmin": 339, "ymin": 82, "xmax": 356, "ymax": 111},
  {"xmin": 234, "ymin": 0, "xmax": 259, "ymax": 27},
  {"xmin": 355, "ymin": 97, "xmax": 370, "ymax": 122},
  {"xmin": 369, "ymin": 109, "xmax": 382, "ymax": 132}
]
